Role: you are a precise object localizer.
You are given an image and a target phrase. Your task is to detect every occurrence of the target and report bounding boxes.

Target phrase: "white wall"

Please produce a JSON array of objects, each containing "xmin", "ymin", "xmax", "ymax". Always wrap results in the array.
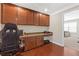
[
  {"xmin": 1, "ymin": 24, "xmax": 49, "ymax": 33},
  {"xmin": 49, "ymin": 13, "xmax": 64, "ymax": 46},
  {"xmin": 18, "ymin": 25, "xmax": 49, "ymax": 33},
  {"xmin": 49, "ymin": 5, "xmax": 79, "ymax": 47}
]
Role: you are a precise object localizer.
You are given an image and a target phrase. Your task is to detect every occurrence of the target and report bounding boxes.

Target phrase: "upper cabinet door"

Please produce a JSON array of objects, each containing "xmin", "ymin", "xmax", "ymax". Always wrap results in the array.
[
  {"xmin": 0, "ymin": 4, "xmax": 1, "ymax": 23},
  {"xmin": 44, "ymin": 15, "xmax": 49, "ymax": 26},
  {"xmin": 1, "ymin": 3, "xmax": 49, "ymax": 26},
  {"xmin": 26, "ymin": 10, "xmax": 34, "ymax": 25},
  {"xmin": 33, "ymin": 12, "xmax": 40, "ymax": 26},
  {"xmin": 2, "ymin": 4, "xmax": 17, "ymax": 24},
  {"xmin": 39, "ymin": 14, "xmax": 45, "ymax": 26},
  {"xmin": 40, "ymin": 14, "xmax": 49, "ymax": 26},
  {"xmin": 17, "ymin": 7, "xmax": 27, "ymax": 25}
]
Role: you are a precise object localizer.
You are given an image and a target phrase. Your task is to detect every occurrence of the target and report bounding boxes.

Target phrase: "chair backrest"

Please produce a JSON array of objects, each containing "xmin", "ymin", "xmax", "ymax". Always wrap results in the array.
[{"xmin": 1, "ymin": 23, "xmax": 20, "ymax": 52}]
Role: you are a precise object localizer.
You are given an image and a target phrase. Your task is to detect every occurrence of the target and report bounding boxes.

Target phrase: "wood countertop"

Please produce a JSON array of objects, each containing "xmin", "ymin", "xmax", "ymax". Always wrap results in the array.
[{"xmin": 20, "ymin": 32, "xmax": 53, "ymax": 38}]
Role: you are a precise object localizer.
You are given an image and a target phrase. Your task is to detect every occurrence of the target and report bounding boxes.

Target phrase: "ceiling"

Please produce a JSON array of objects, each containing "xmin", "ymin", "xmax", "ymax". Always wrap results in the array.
[{"xmin": 14, "ymin": 3, "xmax": 79, "ymax": 15}]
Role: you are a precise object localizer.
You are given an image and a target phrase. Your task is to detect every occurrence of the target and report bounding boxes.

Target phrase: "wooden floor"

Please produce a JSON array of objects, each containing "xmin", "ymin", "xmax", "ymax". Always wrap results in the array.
[{"xmin": 17, "ymin": 43, "xmax": 79, "ymax": 56}]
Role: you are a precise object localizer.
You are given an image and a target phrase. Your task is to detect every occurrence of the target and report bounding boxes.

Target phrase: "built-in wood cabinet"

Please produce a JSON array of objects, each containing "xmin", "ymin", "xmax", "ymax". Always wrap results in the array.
[
  {"xmin": 44, "ymin": 15, "xmax": 49, "ymax": 26},
  {"xmin": 1, "ymin": 3, "xmax": 49, "ymax": 26},
  {"xmin": 17, "ymin": 7, "xmax": 27, "ymax": 25},
  {"xmin": 0, "ymin": 4, "xmax": 1, "ymax": 23},
  {"xmin": 40, "ymin": 14, "xmax": 49, "ymax": 26},
  {"xmin": 40, "ymin": 14, "xmax": 45, "ymax": 26},
  {"xmin": 26, "ymin": 10, "xmax": 34, "ymax": 25},
  {"xmin": 23, "ymin": 36, "xmax": 44, "ymax": 51},
  {"xmin": 34, "ymin": 12, "xmax": 49, "ymax": 26},
  {"xmin": 2, "ymin": 4, "xmax": 17, "ymax": 24},
  {"xmin": 24, "ymin": 37, "xmax": 35, "ymax": 50},
  {"xmin": 35, "ymin": 36, "xmax": 44, "ymax": 47},
  {"xmin": 33, "ymin": 12, "xmax": 40, "ymax": 26}
]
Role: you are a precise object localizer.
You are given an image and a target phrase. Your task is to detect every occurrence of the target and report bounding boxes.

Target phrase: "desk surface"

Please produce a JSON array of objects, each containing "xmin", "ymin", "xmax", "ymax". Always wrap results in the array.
[{"xmin": 20, "ymin": 32, "xmax": 53, "ymax": 38}]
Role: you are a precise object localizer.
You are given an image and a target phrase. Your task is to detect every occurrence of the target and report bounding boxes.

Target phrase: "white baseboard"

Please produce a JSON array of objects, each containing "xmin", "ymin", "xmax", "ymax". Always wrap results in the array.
[{"xmin": 53, "ymin": 41, "xmax": 64, "ymax": 47}]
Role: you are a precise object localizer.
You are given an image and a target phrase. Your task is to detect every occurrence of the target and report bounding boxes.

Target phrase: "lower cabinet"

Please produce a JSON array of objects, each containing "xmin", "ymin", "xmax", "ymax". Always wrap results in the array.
[
  {"xmin": 24, "ymin": 36, "xmax": 44, "ymax": 51},
  {"xmin": 35, "ymin": 36, "xmax": 44, "ymax": 47}
]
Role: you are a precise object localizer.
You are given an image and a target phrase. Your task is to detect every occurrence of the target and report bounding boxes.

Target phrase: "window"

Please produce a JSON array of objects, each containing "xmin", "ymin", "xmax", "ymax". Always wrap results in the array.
[
  {"xmin": 64, "ymin": 10, "xmax": 79, "ymax": 33},
  {"xmin": 64, "ymin": 23, "xmax": 68, "ymax": 31},
  {"xmin": 64, "ymin": 22, "xmax": 77, "ymax": 33}
]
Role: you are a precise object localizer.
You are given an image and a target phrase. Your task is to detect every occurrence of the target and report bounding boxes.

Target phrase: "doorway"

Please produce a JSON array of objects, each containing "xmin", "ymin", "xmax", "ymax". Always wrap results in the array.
[{"xmin": 64, "ymin": 10, "xmax": 79, "ymax": 51}]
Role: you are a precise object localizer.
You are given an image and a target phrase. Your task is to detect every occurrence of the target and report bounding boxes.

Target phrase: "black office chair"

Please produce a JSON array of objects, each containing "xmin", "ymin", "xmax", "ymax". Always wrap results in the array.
[{"xmin": 0, "ymin": 23, "xmax": 20, "ymax": 56}]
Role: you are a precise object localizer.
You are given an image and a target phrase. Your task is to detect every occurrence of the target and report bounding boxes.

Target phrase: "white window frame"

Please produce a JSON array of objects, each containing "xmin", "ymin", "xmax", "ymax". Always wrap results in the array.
[{"xmin": 64, "ymin": 21, "xmax": 77, "ymax": 33}]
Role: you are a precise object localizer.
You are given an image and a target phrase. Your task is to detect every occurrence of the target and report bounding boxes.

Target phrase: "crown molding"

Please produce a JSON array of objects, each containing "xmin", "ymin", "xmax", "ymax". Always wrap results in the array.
[{"xmin": 52, "ymin": 4, "xmax": 79, "ymax": 15}]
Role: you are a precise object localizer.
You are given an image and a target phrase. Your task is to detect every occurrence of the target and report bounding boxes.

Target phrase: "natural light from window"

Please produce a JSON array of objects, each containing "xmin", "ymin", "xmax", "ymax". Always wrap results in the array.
[
  {"xmin": 64, "ymin": 22, "xmax": 77, "ymax": 32},
  {"xmin": 64, "ymin": 10, "xmax": 79, "ymax": 33}
]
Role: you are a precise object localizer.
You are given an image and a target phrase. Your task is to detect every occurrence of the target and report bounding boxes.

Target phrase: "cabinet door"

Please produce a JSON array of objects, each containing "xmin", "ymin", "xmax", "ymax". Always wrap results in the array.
[
  {"xmin": 33, "ymin": 12, "xmax": 40, "ymax": 26},
  {"xmin": 24, "ymin": 37, "xmax": 31, "ymax": 51},
  {"xmin": 27, "ymin": 10, "xmax": 34, "ymax": 25},
  {"xmin": 0, "ymin": 4, "xmax": 1, "ymax": 23},
  {"xmin": 35, "ymin": 36, "xmax": 44, "ymax": 47},
  {"xmin": 22, "ymin": 36, "xmax": 44, "ymax": 51},
  {"xmin": 40, "ymin": 14, "xmax": 49, "ymax": 26},
  {"xmin": 24, "ymin": 37, "xmax": 36, "ymax": 51},
  {"xmin": 43, "ymin": 15, "xmax": 49, "ymax": 26},
  {"xmin": 40, "ymin": 14, "xmax": 45, "ymax": 26},
  {"xmin": 2, "ymin": 4, "xmax": 17, "ymax": 24},
  {"xmin": 17, "ymin": 7, "xmax": 27, "ymax": 25}
]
